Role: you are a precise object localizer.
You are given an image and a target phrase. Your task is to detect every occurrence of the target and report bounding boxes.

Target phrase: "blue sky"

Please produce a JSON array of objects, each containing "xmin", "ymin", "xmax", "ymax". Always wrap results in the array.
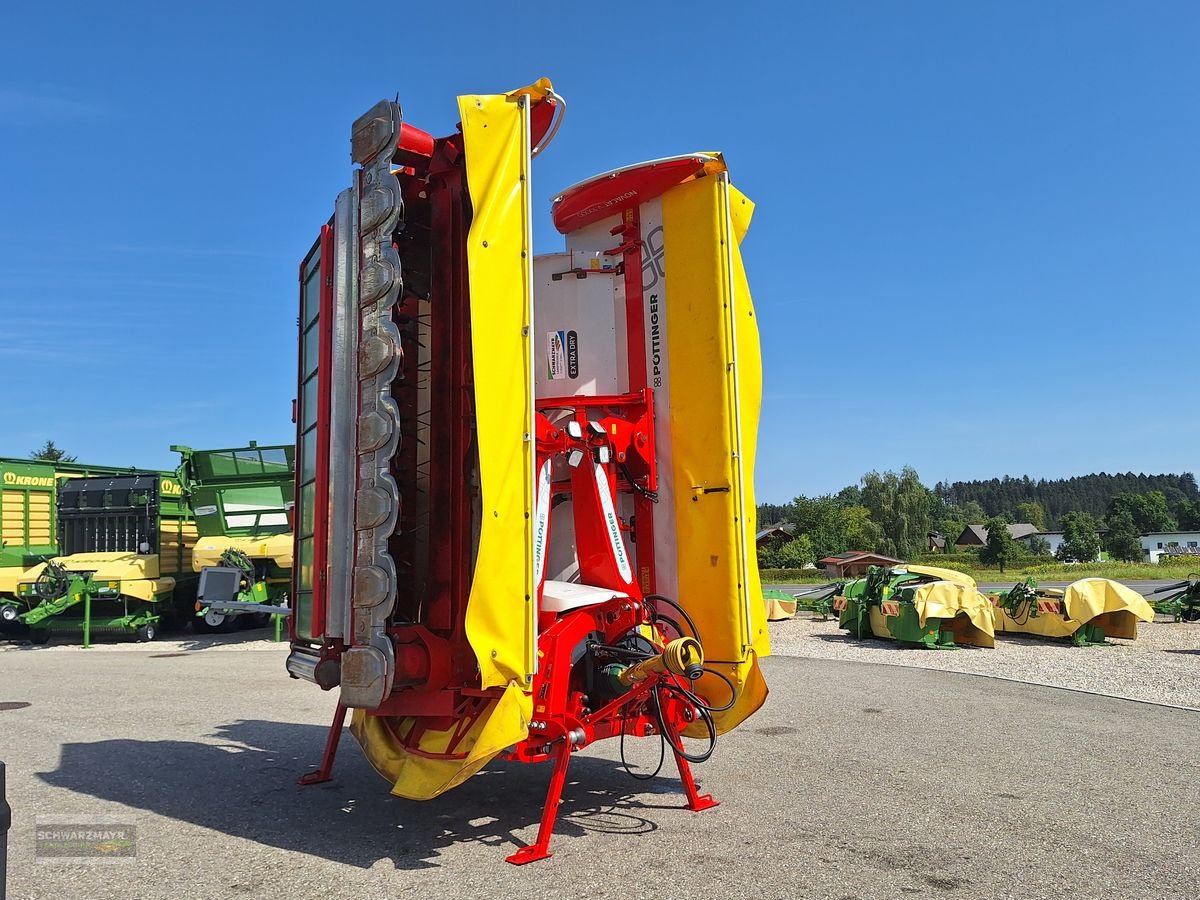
[{"xmin": 2, "ymin": 2, "xmax": 1197, "ymax": 502}]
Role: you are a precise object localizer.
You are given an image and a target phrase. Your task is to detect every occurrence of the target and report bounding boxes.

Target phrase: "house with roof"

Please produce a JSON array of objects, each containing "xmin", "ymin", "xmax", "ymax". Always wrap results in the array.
[
  {"xmin": 954, "ymin": 523, "xmax": 1040, "ymax": 547},
  {"xmin": 818, "ymin": 551, "xmax": 903, "ymax": 578},
  {"xmin": 1141, "ymin": 532, "xmax": 1200, "ymax": 564},
  {"xmin": 755, "ymin": 524, "xmax": 795, "ymax": 547}
]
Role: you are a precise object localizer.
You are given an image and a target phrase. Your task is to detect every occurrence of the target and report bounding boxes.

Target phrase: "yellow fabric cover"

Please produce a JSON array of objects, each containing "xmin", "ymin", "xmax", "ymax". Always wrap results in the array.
[
  {"xmin": 1063, "ymin": 578, "xmax": 1155, "ymax": 625},
  {"xmin": 912, "ymin": 581, "xmax": 996, "ymax": 645},
  {"xmin": 191, "ymin": 533, "xmax": 294, "ymax": 571},
  {"xmin": 351, "ymin": 683, "xmax": 530, "ymax": 801},
  {"xmin": 763, "ymin": 592, "xmax": 798, "ymax": 621},
  {"xmin": 992, "ymin": 577, "xmax": 1154, "ymax": 638},
  {"xmin": 905, "ymin": 565, "xmax": 976, "ymax": 587},
  {"xmin": 661, "ymin": 172, "xmax": 769, "ymax": 734},
  {"xmin": 457, "ymin": 88, "xmax": 537, "ymax": 691}
]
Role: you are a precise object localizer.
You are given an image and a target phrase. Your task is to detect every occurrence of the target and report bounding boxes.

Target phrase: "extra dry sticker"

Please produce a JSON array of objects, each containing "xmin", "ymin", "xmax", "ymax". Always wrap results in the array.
[{"xmin": 547, "ymin": 330, "xmax": 580, "ymax": 380}]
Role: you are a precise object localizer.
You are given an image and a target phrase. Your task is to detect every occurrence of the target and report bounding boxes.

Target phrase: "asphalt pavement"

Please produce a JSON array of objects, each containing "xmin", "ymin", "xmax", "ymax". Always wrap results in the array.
[{"xmin": 1, "ymin": 648, "xmax": 1197, "ymax": 899}]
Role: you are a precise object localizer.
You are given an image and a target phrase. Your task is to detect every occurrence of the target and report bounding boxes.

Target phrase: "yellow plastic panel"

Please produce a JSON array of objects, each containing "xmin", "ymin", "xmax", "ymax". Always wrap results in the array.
[
  {"xmin": 661, "ymin": 173, "xmax": 769, "ymax": 733},
  {"xmin": 28, "ymin": 492, "xmax": 51, "ymax": 544},
  {"xmin": 192, "ymin": 533, "xmax": 294, "ymax": 571},
  {"xmin": 457, "ymin": 90, "xmax": 536, "ymax": 691},
  {"xmin": 158, "ymin": 518, "xmax": 197, "ymax": 576}
]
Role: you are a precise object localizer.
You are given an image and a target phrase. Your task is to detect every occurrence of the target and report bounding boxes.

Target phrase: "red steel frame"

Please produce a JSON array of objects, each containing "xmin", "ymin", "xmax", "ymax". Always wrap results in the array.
[{"xmin": 292, "ymin": 225, "xmax": 334, "ymax": 643}]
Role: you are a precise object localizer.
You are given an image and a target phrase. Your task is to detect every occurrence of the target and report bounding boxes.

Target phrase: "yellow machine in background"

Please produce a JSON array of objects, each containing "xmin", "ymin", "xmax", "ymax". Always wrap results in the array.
[{"xmin": 989, "ymin": 577, "xmax": 1155, "ymax": 645}]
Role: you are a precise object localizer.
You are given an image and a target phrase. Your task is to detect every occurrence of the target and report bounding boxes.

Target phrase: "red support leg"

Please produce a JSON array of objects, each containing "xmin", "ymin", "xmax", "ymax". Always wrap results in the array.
[
  {"xmin": 660, "ymin": 710, "xmax": 719, "ymax": 812},
  {"xmin": 671, "ymin": 750, "xmax": 719, "ymax": 812},
  {"xmin": 298, "ymin": 702, "xmax": 349, "ymax": 785},
  {"xmin": 506, "ymin": 742, "xmax": 573, "ymax": 865}
]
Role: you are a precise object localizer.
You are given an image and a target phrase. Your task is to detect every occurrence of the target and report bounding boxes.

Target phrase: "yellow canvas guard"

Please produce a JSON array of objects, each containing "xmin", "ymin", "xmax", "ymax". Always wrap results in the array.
[
  {"xmin": 992, "ymin": 577, "xmax": 1155, "ymax": 639},
  {"xmin": 661, "ymin": 173, "xmax": 769, "ymax": 732},
  {"xmin": 763, "ymin": 591, "xmax": 798, "ymax": 621},
  {"xmin": 912, "ymin": 581, "xmax": 996, "ymax": 646},
  {"xmin": 905, "ymin": 564, "xmax": 977, "ymax": 587}
]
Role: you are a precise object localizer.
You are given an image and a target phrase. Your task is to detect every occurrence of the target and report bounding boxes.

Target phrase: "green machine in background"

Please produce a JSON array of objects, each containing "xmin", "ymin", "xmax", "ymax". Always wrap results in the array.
[
  {"xmin": 0, "ymin": 457, "xmax": 168, "ymax": 630},
  {"xmin": 1149, "ymin": 576, "xmax": 1200, "ymax": 622},
  {"xmin": 989, "ymin": 577, "xmax": 1154, "ymax": 646},
  {"xmin": 175, "ymin": 443, "xmax": 294, "ymax": 636},
  {"xmin": 834, "ymin": 564, "xmax": 996, "ymax": 649},
  {"xmin": 15, "ymin": 472, "xmax": 196, "ymax": 645}
]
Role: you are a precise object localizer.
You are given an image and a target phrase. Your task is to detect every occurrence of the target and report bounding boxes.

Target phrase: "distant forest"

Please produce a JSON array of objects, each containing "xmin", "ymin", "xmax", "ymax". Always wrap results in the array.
[{"xmin": 934, "ymin": 473, "xmax": 1200, "ymax": 530}]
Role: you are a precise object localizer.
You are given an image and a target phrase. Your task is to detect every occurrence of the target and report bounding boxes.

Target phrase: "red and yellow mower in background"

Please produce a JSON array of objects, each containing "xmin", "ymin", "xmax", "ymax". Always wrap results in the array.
[{"xmin": 285, "ymin": 79, "xmax": 768, "ymax": 864}]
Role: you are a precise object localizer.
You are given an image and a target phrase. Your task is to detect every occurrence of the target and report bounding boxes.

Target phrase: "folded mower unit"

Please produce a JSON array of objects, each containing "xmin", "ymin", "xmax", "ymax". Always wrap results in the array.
[{"xmin": 284, "ymin": 79, "xmax": 770, "ymax": 864}]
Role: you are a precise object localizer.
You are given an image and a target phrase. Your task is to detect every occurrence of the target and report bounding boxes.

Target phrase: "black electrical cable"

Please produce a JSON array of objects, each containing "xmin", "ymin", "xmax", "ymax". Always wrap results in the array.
[
  {"xmin": 619, "ymin": 702, "xmax": 666, "ymax": 781},
  {"xmin": 649, "ymin": 613, "xmax": 686, "ymax": 641},
  {"xmin": 618, "ymin": 461, "xmax": 658, "ymax": 502},
  {"xmin": 613, "ymin": 592, "xmax": 733, "ymax": 774},
  {"xmin": 651, "ymin": 683, "xmax": 717, "ymax": 763},
  {"xmin": 644, "ymin": 594, "xmax": 701, "ymax": 641}
]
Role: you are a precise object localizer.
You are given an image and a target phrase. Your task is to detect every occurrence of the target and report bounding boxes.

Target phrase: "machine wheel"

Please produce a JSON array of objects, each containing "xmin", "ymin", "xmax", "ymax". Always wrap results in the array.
[
  {"xmin": 135, "ymin": 623, "xmax": 157, "ymax": 642},
  {"xmin": 193, "ymin": 608, "xmax": 235, "ymax": 634},
  {"xmin": 0, "ymin": 605, "xmax": 18, "ymax": 623},
  {"xmin": 29, "ymin": 629, "xmax": 51, "ymax": 645}
]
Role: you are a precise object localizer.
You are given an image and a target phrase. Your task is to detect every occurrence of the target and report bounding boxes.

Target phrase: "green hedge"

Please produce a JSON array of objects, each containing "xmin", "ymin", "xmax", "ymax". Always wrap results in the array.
[{"xmin": 759, "ymin": 568, "xmax": 830, "ymax": 583}]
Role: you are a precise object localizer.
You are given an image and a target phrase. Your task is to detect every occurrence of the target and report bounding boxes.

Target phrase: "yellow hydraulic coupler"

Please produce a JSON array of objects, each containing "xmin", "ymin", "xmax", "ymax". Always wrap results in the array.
[{"xmin": 618, "ymin": 637, "xmax": 704, "ymax": 685}]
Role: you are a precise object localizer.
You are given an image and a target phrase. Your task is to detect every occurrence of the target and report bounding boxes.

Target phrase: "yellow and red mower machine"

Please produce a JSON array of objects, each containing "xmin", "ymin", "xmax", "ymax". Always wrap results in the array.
[{"xmin": 285, "ymin": 79, "xmax": 769, "ymax": 864}]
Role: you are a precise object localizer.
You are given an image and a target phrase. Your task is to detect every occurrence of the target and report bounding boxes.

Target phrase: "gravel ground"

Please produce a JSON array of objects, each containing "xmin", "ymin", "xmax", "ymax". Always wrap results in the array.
[{"xmin": 768, "ymin": 613, "xmax": 1200, "ymax": 709}]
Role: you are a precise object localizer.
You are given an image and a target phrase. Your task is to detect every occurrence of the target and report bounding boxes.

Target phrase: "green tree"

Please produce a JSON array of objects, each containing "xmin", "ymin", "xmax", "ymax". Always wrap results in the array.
[
  {"xmin": 1057, "ymin": 512, "xmax": 1101, "ymax": 563},
  {"xmin": 776, "ymin": 535, "xmax": 815, "ymax": 569},
  {"xmin": 1176, "ymin": 499, "xmax": 1200, "ymax": 531},
  {"xmin": 1015, "ymin": 501, "xmax": 1046, "ymax": 531},
  {"xmin": 842, "ymin": 505, "xmax": 883, "ymax": 552},
  {"xmin": 860, "ymin": 467, "xmax": 932, "ymax": 560},
  {"xmin": 30, "ymin": 440, "xmax": 76, "ymax": 463},
  {"xmin": 757, "ymin": 543, "xmax": 780, "ymax": 570},
  {"xmin": 1104, "ymin": 509, "xmax": 1144, "ymax": 562},
  {"xmin": 979, "ymin": 516, "xmax": 1017, "ymax": 572},
  {"xmin": 1026, "ymin": 535, "xmax": 1052, "ymax": 557},
  {"xmin": 1108, "ymin": 491, "xmax": 1175, "ymax": 534}
]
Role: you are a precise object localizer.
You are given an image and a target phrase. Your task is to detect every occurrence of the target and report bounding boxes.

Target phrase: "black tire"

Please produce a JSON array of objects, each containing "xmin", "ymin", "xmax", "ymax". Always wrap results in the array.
[
  {"xmin": 193, "ymin": 609, "xmax": 235, "ymax": 634},
  {"xmin": 0, "ymin": 605, "xmax": 18, "ymax": 623},
  {"xmin": 135, "ymin": 623, "xmax": 156, "ymax": 642},
  {"xmin": 29, "ymin": 629, "xmax": 51, "ymax": 645}
]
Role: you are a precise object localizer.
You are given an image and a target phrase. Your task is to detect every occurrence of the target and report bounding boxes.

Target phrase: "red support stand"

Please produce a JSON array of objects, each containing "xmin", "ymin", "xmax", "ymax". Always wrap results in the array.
[
  {"xmin": 506, "ymin": 741, "xmax": 574, "ymax": 865},
  {"xmin": 672, "ymin": 751, "xmax": 719, "ymax": 812},
  {"xmin": 298, "ymin": 702, "xmax": 349, "ymax": 785},
  {"xmin": 660, "ymin": 710, "xmax": 719, "ymax": 812}
]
